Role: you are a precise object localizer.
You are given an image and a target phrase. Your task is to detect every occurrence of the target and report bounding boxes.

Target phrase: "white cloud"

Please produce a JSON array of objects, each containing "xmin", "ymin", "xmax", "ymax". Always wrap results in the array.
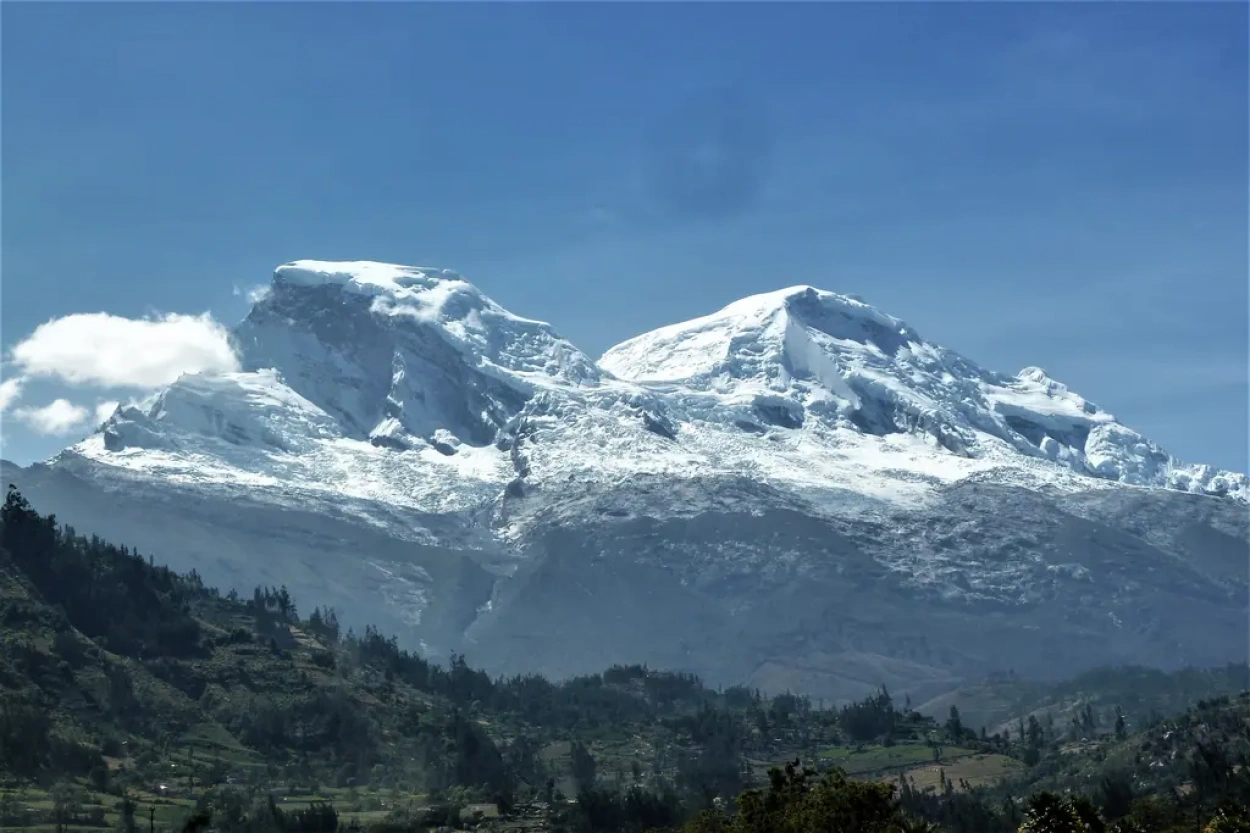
[
  {"xmin": 95, "ymin": 400, "xmax": 120, "ymax": 424},
  {"xmin": 233, "ymin": 283, "xmax": 271, "ymax": 304},
  {"xmin": 0, "ymin": 377, "xmax": 23, "ymax": 414},
  {"xmin": 12, "ymin": 399, "xmax": 91, "ymax": 436},
  {"xmin": 9, "ymin": 312, "xmax": 239, "ymax": 389}
]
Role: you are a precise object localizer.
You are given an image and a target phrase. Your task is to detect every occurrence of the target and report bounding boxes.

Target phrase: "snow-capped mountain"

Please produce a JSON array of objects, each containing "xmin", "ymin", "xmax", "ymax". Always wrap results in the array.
[
  {"xmin": 7, "ymin": 260, "xmax": 1246, "ymax": 703},
  {"xmin": 601, "ymin": 284, "xmax": 1243, "ymax": 498}
]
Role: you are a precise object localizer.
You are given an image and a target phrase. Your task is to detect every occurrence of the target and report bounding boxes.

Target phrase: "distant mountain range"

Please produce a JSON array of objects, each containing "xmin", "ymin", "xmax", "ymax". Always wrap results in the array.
[{"xmin": 4, "ymin": 260, "xmax": 1245, "ymax": 703}]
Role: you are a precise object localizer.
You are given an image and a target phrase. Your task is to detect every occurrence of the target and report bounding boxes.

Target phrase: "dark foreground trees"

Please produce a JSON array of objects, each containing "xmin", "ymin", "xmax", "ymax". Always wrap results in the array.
[
  {"xmin": 653, "ymin": 760, "xmax": 933, "ymax": 833},
  {"xmin": 654, "ymin": 769, "xmax": 1250, "ymax": 833}
]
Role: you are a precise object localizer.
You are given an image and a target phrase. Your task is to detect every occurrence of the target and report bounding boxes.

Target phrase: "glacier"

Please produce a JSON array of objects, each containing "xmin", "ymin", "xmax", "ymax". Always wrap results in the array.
[{"xmin": 6, "ymin": 260, "xmax": 1246, "ymax": 704}]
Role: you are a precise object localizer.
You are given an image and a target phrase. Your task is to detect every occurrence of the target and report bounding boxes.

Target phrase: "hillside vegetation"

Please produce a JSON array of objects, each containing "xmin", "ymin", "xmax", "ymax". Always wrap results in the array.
[{"xmin": 1, "ymin": 486, "xmax": 1247, "ymax": 833}]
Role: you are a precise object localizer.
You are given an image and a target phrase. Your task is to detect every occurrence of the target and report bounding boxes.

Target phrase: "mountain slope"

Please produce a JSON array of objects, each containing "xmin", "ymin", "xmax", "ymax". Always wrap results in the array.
[
  {"xmin": 7, "ymin": 486, "xmax": 1247, "ymax": 833},
  {"xmin": 0, "ymin": 486, "xmax": 747, "ymax": 807},
  {"xmin": 600, "ymin": 284, "xmax": 1243, "ymax": 497},
  {"xmin": 10, "ymin": 260, "xmax": 1247, "ymax": 703}
]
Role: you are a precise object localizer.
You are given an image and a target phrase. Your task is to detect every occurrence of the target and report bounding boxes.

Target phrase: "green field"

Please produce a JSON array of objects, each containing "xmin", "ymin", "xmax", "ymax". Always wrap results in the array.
[{"xmin": 816, "ymin": 742, "xmax": 976, "ymax": 775}]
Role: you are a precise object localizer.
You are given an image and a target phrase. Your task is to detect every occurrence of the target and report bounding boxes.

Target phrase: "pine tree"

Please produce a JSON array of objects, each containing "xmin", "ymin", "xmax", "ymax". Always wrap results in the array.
[
  {"xmin": 570, "ymin": 741, "xmax": 597, "ymax": 795},
  {"xmin": 946, "ymin": 705, "xmax": 964, "ymax": 742},
  {"xmin": 1081, "ymin": 703, "xmax": 1097, "ymax": 734},
  {"xmin": 1024, "ymin": 715, "xmax": 1044, "ymax": 766}
]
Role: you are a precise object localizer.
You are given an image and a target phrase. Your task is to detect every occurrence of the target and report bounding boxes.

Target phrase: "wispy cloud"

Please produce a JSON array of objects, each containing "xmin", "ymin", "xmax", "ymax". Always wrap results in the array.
[
  {"xmin": 233, "ymin": 283, "xmax": 271, "ymax": 304},
  {"xmin": 9, "ymin": 311, "xmax": 239, "ymax": 389},
  {"xmin": 11, "ymin": 398, "xmax": 91, "ymax": 436},
  {"xmin": 0, "ymin": 377, "xmax": 24, "ymax": 414},
  {"xmin": 95, "ymin": 400, "xmax": 120, "ymax": 424}
]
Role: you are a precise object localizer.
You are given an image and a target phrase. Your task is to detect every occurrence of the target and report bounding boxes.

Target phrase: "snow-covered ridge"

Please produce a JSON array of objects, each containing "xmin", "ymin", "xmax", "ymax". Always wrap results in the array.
[
  {"xmin": 601, "ymin": 282, "xmax": 1246, "ymax": 500},
  {"xmin": 600, "ymin": 285, "xmax": 910, "ymax": 387},
  {"xmin": 101, "ymin": 369, "xmax": 340, "ymax": 455},
  {"xmin": 270, "ymin": 260, "xmax": 601, "ymax": 388},
  {"xmin": 70, "ymin": 260, "xmax": 1247, "ymax": 509},
  {"xmin": 275, "ymin": 260, "xmax": 464, "ymax": 295}
]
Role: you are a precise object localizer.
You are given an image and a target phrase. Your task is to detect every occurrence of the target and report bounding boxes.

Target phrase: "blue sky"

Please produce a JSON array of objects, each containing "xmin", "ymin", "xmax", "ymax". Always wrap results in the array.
[{"xmin": 2, "ymin": 1, "xmax": 1246, "ymax": 471}]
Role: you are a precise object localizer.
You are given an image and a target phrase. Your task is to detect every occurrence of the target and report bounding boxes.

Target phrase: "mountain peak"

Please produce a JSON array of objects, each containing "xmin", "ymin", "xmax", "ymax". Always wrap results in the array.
[
  {"xmin": 274, "ymin": 260, "xmax": 463, "ymax": 297},
  {"xmin": 245, "ymin": 259, "xmax": 601, "ymax": 385},
  {"xmin": 722, "ymin": 284, "xmax": 905, "ymax": 329},
  {"xmin": 266, "ymin": 260, "xmax": 567, "ymax": 343},
  {"xmin": 61, "ymin": 263, "xmax": 1247, "ymax": 507},
  {"xmin": 599, "ymin": 284, "xmax": 913, "ymax": 404},
  {"xmin": 237, "ymin": 260, "xmax": 603, "ymax": 447},
  {"xmin": 602, "ymin": 282, "xmax": 1245, "ymax": 499},
  {"xmin": 93, "ymin": 260, "xmax": 603, "ymax": 461}
]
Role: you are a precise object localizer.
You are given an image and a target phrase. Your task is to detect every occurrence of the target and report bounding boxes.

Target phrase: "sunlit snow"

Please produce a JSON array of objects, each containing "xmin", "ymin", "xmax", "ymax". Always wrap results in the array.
[{"xmin": 63, "ymin": 260, "xmax": 1246, "ymax": 547}]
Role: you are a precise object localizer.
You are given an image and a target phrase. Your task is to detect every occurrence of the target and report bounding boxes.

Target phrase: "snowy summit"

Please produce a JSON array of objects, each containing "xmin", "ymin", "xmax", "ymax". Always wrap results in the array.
[{"xmin": 72, "ymin": 259, "xmax": 1245, "ymax": 513}]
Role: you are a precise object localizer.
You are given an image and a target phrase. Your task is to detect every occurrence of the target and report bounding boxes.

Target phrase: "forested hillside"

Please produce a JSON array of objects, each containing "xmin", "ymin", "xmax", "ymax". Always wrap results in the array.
[{"xmin": 1, "ymin": 486, "xmax": 1247, "ymax": 833}]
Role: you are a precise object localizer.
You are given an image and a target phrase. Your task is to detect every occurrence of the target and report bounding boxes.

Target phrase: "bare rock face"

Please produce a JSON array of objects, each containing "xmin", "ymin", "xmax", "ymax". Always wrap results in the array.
[{"xmin": 10, "ymin": 260, "xmax": 1246, "ymax": 704}]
